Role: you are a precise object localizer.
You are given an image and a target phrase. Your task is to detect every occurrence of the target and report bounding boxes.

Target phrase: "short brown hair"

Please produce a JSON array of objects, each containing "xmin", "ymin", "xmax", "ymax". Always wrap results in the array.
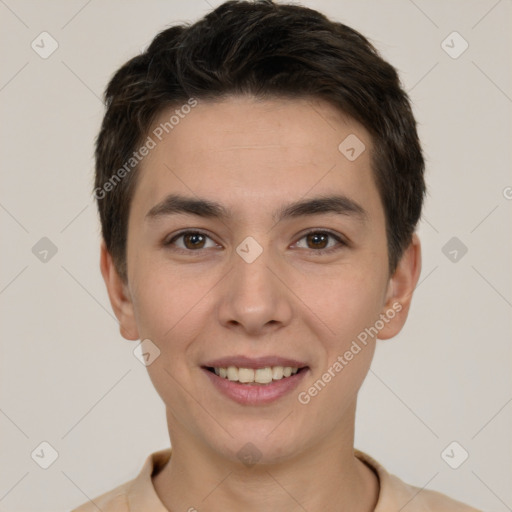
[{"xmin": 95, "ymin": 0, "xmax": 425, "ymax": 280}]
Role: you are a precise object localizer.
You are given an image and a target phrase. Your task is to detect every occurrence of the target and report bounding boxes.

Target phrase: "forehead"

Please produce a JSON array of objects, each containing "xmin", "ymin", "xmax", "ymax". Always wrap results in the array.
[{"xmin": 131, "ymin": 96, "xmax": 381, "ymax": 222}]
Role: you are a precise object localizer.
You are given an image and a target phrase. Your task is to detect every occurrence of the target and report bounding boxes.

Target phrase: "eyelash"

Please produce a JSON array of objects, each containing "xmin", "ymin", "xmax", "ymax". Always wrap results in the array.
[{"xmin": 164, "ymin": 229, "xmax": 347, "ymax": 256}]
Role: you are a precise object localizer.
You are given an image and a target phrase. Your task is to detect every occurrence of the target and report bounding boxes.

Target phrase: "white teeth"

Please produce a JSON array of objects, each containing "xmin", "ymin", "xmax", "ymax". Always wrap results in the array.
[
  {"xmin": 238, "ymin": 368, "xmax": 254, "ymax": 383},
  {"xmin": 255, "ymin": 367, "xmax": 273, "ymax": 384},
  {"xmin": 272, "ymin": 366, "xmax": 284, "ymax": 380},
  {"xmin": 212, "ymin": 365, "xmax": 301, "ymax": 384},
  {"xmin": 227, "ymin": 366, "xmax": 238, "ymax": 381}
]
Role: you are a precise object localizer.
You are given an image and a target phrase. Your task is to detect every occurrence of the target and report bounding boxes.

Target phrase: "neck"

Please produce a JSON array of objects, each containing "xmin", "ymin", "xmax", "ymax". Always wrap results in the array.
[{"xmin": 153, "ymin": 409, "xmax": 379, "ymax": 512}]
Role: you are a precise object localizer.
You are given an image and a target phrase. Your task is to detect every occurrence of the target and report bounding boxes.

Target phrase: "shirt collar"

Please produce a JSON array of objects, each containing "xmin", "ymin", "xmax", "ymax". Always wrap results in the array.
[{"xmin": 126, "ymin": 448, "xmax": 413, "ymax": 511}]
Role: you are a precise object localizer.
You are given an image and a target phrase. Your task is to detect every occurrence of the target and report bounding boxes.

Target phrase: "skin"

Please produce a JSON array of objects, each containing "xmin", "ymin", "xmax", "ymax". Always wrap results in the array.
[{"xmin": 101, "ymin": 96, "xmax": 421, "ymax": 512}]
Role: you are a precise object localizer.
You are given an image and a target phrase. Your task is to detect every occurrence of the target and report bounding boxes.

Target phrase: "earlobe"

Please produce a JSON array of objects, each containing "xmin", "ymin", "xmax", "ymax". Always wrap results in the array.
[
  {"xmin": 100, "ymin": 241, "xmax": 140, "ymax": 341},
  {"xmin": 378, "ymin": 234, "xmax": 422, "ymax": 340}
]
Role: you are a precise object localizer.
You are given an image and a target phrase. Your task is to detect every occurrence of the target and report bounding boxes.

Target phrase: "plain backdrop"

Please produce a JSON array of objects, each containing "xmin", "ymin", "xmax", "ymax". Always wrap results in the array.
[{"xmin": 0, "ymin": 1, "xmax": 511, "ymax": 511}]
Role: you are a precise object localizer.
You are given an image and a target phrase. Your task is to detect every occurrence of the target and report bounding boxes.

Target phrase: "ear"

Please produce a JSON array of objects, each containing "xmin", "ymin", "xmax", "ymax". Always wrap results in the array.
[
  {"xmin": 378, "ymin": 233, "xmax": 422, "ymax": 340},
  {"xmin": 100, "ymin": 240, "xmax": 139, "ymax": 341}
]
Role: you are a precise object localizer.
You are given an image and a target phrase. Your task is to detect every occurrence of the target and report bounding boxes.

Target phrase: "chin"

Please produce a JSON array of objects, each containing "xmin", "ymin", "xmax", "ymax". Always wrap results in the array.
[{"xmin": 203, "ymin": 421, "xmax": 308, "ymax": 467}]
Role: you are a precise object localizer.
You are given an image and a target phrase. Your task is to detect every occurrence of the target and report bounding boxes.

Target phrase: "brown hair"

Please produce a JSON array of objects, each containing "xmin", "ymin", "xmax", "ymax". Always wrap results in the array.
[{"xmin": 95, "ymin": 0, "xmax": 425, "ymax": 280}]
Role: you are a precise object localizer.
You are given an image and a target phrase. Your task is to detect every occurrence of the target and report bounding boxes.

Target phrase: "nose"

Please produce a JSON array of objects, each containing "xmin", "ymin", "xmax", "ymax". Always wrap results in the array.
[{"xmin": 216, "ymin": 239, "xmax": 293, "ymax": 336}]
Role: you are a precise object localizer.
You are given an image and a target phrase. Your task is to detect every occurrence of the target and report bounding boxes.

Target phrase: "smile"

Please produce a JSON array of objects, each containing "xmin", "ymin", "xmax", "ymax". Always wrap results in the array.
[
  {"xmin": 207, "ymin": 365, "xmax": 302, "ymax": 384},
  {"xmin": 202, "ymin": 365, "xmax": 309, "ymax": 405}
]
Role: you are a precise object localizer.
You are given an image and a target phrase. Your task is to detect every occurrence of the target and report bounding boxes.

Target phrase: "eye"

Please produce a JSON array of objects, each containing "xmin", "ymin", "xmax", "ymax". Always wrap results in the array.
[
  {"xmin": 164, "ymin": 230, "xmax": 218, "ymax": 252},
  {"xmin": 164, "ymin": 229, "xmax": 346, "ymax": 255},
  {"xmin": 294, "ymin": 230, "xmax": 346, "ymax": 255}
]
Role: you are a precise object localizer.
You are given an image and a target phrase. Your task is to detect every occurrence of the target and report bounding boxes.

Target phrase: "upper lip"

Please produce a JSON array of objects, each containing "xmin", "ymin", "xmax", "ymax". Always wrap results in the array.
[{"xmin": 203, "ymin": 355, "xmax": 308, "ymax": 370}]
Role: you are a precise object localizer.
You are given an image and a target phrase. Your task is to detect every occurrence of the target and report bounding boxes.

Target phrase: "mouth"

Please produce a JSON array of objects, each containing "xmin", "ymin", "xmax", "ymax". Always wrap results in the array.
[
  {"xmin": 203, "ymin": 365, "xmax": 308, "ymax": 385},
  {"xmin": 201, "ymin": 359, "xmax": 310, "ymax": 405}
]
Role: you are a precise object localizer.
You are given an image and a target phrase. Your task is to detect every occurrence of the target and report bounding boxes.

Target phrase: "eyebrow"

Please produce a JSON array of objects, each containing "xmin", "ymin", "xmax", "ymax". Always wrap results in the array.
[{"xmin": 145, "ymin": 193, "xmax": 367, "ymax": 224}]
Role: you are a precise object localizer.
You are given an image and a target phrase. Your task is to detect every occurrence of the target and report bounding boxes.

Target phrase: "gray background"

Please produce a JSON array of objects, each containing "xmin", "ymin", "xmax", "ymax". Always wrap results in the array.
[{"xmin": 0, "ymin": 1, "xmax": 510, "ymax": 511}]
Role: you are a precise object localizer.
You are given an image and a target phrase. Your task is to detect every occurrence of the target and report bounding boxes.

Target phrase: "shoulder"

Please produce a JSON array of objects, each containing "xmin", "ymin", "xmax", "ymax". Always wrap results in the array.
[
  {"xmin": 384, "ymin": 471, "xmax": 482, "ymax": 511},
  {"xmin": 70, "ymin": 479, "xmax": 134, "ymax": 512},
  {"xmin": 70, "ymin": 449, "xmax": 171, "ymax": 512},
  {"xmin": 355, "ymin": 450, "xmax": 482, "ymax": 512}
]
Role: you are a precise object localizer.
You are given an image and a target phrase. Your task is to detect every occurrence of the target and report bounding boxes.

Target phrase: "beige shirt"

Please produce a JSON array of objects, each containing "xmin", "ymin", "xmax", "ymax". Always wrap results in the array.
[{"xmin": 71, "ymin": 449, "xmax": 481, "ymax": 511}]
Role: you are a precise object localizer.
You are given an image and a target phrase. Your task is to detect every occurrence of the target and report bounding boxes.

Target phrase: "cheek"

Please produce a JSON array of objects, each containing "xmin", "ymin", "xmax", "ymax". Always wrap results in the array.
[
  {"xmin": 133, "ymin": 278, "xmax": 201, "ymax": 341},
  {"xmin": 301, "ymin": 263, "xmax": 387, "ymax": 348},
  {"xmin": 296, "ymin": 270, "xmax": 383, "ymax": 421},
  {"xmin": 128, "ymin": 235, "xmax": 201, "ymax": 332},
  {"xmin": 129, "ymin": 257, "xmax": 220, "ymax": 383},
  {"xmin": 130, "ymin": 267, "xmax": 203, "ymax": 403},
  {"xmin": 129, "ymin": 257, "xmax": 194, "ymax": 343}
]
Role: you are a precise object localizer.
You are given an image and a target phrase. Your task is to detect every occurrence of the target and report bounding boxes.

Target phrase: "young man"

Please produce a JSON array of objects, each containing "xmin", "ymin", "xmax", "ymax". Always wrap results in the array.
[{"xmin": 73, "ymin": 1, "xmax": 480, "ymax": 510}]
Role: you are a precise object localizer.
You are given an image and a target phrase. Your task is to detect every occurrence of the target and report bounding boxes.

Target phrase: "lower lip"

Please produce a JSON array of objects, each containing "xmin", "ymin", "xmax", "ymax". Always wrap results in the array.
[{"xmin": 202, "ymin": 367, "xmax": 308, "ymax": 405}]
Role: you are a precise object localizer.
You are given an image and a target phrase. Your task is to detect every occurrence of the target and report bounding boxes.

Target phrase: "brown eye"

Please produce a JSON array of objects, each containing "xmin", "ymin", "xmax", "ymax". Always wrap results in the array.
[
  {"xmin": 306, "ymin": 232, "xmax": 329, "ymax": 250},
  {"xmin": 165, "ymin": 231, "xmax": 217, "ymax": 251},
  {"xmin": 182, "ymin": 232, "xmax": 206, "ymax": 249},
  {"xmin": 295, "ymin": 230, "xmax": 345, "ymax": 255}
]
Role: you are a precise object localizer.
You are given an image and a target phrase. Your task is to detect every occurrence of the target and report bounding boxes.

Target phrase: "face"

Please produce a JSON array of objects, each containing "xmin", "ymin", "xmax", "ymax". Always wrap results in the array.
[{"xmin": 102, "ymin": 96, "xmax": 420, "ymax": 465}]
